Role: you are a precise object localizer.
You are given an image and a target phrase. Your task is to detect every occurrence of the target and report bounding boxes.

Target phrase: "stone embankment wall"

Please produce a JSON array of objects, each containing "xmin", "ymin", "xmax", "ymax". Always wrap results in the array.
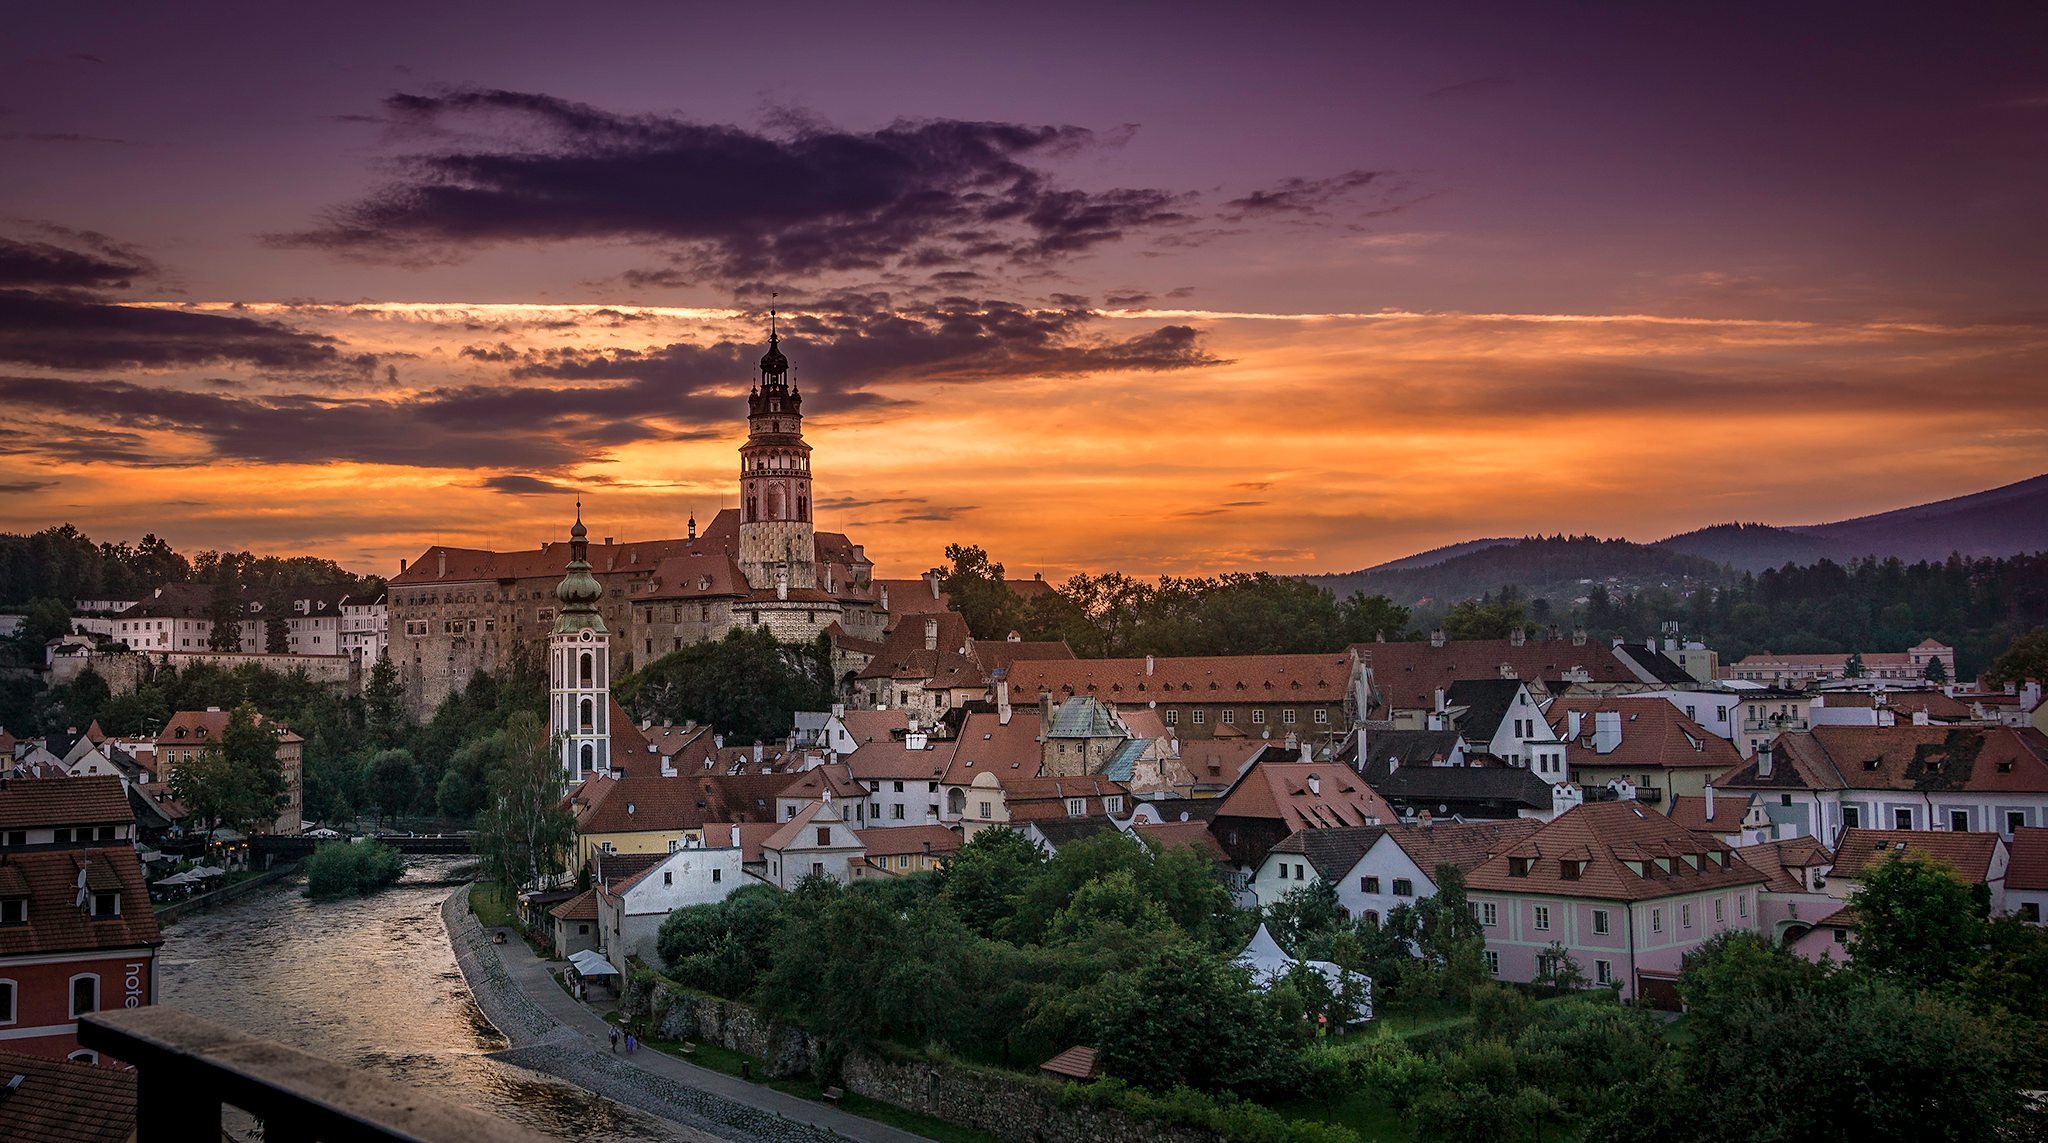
[
  {"xmin": 155, "ymin": 861, "xmax": 303, "ymax": 926},
  {"xmin": 635, "ymin": 976, "xmax": 1224, "ymax": 1143}
]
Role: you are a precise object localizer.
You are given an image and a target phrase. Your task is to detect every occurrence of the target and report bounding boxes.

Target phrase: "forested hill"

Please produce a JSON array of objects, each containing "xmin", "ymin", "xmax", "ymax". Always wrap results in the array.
[
  {"xmin": 1653, "ymin": 523, "xmax": 1842, "ymax": 571},
  {"xmin": 1303, "ymin": 535, "xmax": 1728, "ymax": 608},
  {"xmin": 0, "ymin": 524, "xmax": 382, "ymax": 607}
]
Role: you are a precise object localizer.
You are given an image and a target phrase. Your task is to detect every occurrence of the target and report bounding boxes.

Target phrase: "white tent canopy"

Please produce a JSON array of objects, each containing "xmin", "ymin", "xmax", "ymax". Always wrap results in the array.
[
  {"xmin": 568, "ymin": 949, "xmax": 619, "ymax": 977},
  {"xmin": 1233, "ymin": 923, "xmax": 1374, "ymax": 1021}
]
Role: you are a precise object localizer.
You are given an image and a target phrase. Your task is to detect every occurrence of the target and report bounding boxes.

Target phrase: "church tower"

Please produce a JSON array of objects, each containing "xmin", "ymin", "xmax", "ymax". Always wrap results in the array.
[
  {"xmin": 549, "ymin": 505, "xmax": 610, "ymax": 783},
  {"xmin": 737, "ymin": 310, "xmax": 817, "ymax": 592}
]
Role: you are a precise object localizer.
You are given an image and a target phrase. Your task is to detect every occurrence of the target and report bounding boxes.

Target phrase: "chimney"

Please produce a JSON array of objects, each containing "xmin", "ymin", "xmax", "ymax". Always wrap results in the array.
[
  {"xmin": 399, "ymin": 558, "xmax": 408, "ymax": 574},
  {"xmin": 436, "ymin": 551, "xmax": 446, "ymax": 578},
  {"xmin": 1510, "ymin": 627, "xmax": 1526, "ymax": 647},
  {"xmin": 1566, "ymin": 710, "xmax": 1583, "ymax": 740},
  {"xmin": 880, "ymin": 584, "xmax": 890, "ymax": 612},
  {"xmin": 831, "ymin": 702, "xmax": 845, "ymax": 719},
  {"xmin": 1386, "ymin": 753, "xmax": 1400, "ymax": 775},
  {"xmin": 997, "ymin": 680, "xmax": 1013, "ymax": 726},
  {"xmin": 714, "ymin": 733, "xmax": 725, "ymax": 749},
  {"xmin": 1611, "ymin": 636, "xmax": 1624, "ymax": 650},
  {"xmin": 924, "ymin": 618, "xmax": 938, "ymax": 651},
  {"xmin": 1145, "ymin": 654, "xmax": 1155, "ymax": 677},
  {"xmin": 604, "ymin": 536, "xmax": 614, "ymax": 545},
  {"xmin": 730, "ymin": 823, "xmax": 740, "ymax": 848},
  {"xmin": 928, "ymin": 570, "xmax": 943, "ymax": 599},
  {"xmin": 1434, "ymin": 687, "xmax": 1447, "ymax": 713},
  {"xmin": 1591, "ymin": 710, "xmax": 1622, "ymax": 754},
  {"xmin": 1285, "ymin": 731, "xmax": 1299, "ymax": 751},
  {"xmin": 1912, "ymin": 709, "xmax": 1929, "ymax": 726},
  {"xmin": 1571, "ymin": 627, "xmax": 1587, "ymax": 646},
  {"xmin": 753, "ymin": 742, "xmax": 765, "ymax": 766},
  {"xmin": 1756, "ymin": 742, "xmax": 1775, "ymax": 779},
  {"xmin": 1704, "ymin": 782, "xmax": 1716, "ymax": 822},
  {"xmin": 1430, "ymin": 628, "xmax": 1446, "ymax": 648}
]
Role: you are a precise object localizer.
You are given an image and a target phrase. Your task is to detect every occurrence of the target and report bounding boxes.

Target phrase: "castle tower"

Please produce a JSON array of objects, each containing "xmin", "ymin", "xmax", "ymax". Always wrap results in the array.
[
  {"xmin": 549, "ymin": 505, "xmax": 610, "ymax": 783},
  {"xmin": 737, "ymin": 310, "xmax": 817, "ymax": 592}
]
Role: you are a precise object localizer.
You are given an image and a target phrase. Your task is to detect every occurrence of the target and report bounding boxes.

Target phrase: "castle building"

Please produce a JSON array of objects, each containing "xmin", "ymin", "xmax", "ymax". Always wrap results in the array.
[{"xmin": 388, "ymin": 327, "xmax": 889, "ymax": 716}]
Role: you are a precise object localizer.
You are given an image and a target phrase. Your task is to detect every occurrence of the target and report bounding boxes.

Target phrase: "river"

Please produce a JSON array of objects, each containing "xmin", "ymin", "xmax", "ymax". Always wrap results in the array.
[{"xmin": 156, "ymin": 857, "xmax": 682, "ymax": 1141}]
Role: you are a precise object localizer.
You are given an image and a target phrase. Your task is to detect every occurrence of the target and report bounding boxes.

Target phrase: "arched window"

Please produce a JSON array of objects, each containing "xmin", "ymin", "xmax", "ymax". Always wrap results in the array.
[
  {"xmin": 769, "ymin": 484, "xmax": 786, "ymax": 519},
  {"xmin": 580, "ymin": 698, "xmax": 594, "ymax": 730},
  {"xmin": 947, "ymin": 788, "xmax": 966, "ymax": 815},
  {"xmin": 580, "ymin": 652, "xmax": 593, "ymax": 685},
  {"xmin": 580, "ymin": 744, "xmax": 594, "ymax": 774}
]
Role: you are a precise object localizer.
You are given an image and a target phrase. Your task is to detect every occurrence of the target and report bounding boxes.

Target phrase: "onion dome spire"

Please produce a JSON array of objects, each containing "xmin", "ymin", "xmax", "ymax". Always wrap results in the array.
[
  {"xmin": 554, "ymin": 500, "xmax": 606, "ymax": 633},
  {"xmin": 758, "ymin": 294, "xmax": 789, "ymax": 378}
]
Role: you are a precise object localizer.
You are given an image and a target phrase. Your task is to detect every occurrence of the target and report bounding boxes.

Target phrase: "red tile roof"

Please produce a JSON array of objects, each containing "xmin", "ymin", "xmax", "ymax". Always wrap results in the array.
[
  {"xmin": 943, "ymin": 711, "xmax": 1045, "ymax": 783},
  {"xmin": 0, "ymin": 776, "xmax": 134, "ymax": 831},
  {"xmin": 1130, "ymin": 820, "xmax": 1231, "ymax": 862},
  {"xmin": 1730, "ymin": 836, "xmax": 1832, "ymax": 894},
  {"xmin": 0, "ymin": 847, "xmax": 162, "ymax": 957},
  {"xmin": 1039, "ymin": 1046, "xmax": 1101, "ymax": 1080},
  {"xmin": 1354, "ymin": 638, "xmax": 1635, "ymax": 713},
  {"xmin": 1386, "ymin": 818, "xmax": 1543, "ymax": 877},
  {"xmin": 1214, "ymin": 762, "xmax": 1395, "ymax": 831},
  {"xmin": 2007, "ymin": 826, "xmax": 2048, "ymax": 891},
  {"xmin": 699, "ymin": 822, "xmax": 783, "ymax": 864},
  {"xmin": 1546, "ymin": 697, "xmax": 1741, "ymax": 772},
  {"xmin": 999, "ymin": 775, "xmax": 1130, "ymax": 822},
  {"xmin": 1826, "ymin": 828, "xmax": 2002, "ymax": 885},
  {"xmin": 1666, "ymin": 793, "xmax": 1753, "ymax": 835},
  {"xmin": 856, "ymin": 611, "xmax": 981, "ymax": 685},
  {"xmin": 853, "ymin": 825, "xmax": 962, "ymax": 858},
  {"xmin": 550, "ymin": 888, "xmax": 599, "ymax": 922},
  {"xmin": 1721, "ymin": 725, "xmax": 2048, "ymax": 795},
  {"xmin": 844, "ymin": 739, "xmax": 957, "ymax": 783},
  {"xmin": 1006, "ymin": 653, "xmax": 1358, "ymax": 704},
  {"xmin": 0, "ymin": 1048, "xmax": 136, "ymax": 1143},
  {"xmin": 1465, "ymin": 800, "xmax": 1766, "ymax": 902}
]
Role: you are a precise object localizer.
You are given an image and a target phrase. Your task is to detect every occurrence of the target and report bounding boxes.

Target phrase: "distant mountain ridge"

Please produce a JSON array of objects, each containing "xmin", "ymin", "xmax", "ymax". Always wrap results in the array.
[{"xmin": 1312, "ymin": 474, "xmax": 2048, "ymax": 604}]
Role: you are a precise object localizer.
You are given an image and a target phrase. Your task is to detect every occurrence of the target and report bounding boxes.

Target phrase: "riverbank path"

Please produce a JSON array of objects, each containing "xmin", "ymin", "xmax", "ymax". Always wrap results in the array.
[{"xmin": 466, "ymin": 904, "xmax": 932, "ymax": 1143}]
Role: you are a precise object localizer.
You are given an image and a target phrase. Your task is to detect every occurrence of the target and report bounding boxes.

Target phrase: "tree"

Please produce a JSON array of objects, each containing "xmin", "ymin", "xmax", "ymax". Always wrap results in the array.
[
  {"xmin": 1093, "ymin": 942, "xmax": 1283, "ymax": 1091},
  {"xmin": 622, "ymin": 629, "xmax": 833, "ymax": 743},
  {"xmin": 219, "ymin": 703, "xmax": 285, "ymax": 829},
  {"xmin": 473, "ymin": 712, "xmax": 574, "ymax": 889},
  {"xmin": 1987, "ymin": 627, "xmax": 2048, "ymax": 687},
  {"xmin": 1849, "ymin": 851, "xmax": 1989, "ymax": 986},
  {"xmin": 365, "ymin": 748, "xmax": 419, "ymax": 827},
  {"xmin": 205, "ymin": 581, "xmax": 243, "ymax": 651},
  {"xmin": 262, "ymin": 582, "xmax": 292, "ymax": 653},
  {"xmin": 15, "ymin": 597, "xmax": 72, "ymax": 648},
  {"xmin": 1442, "ymin": 596, "xmax": 1526, "ymax": 641},
  {"xmin": 939, "ymin": 543, "xmax": 1016, "ymax": 640},
  {"xmin": 1339, "ymin": 591, "xmax": 1411, "ymax": 643},
  {"xmin": 1588, "ymin": 932, "xmax": 2018, "ymax": 1143},
  {"xmin": 1263, "ymin": 878, "xmax": 1345, "ymax": 950},
  {"xmin": 364, "ymin": 656, "xmax": 404, "ymax": 749},
  {"xmin": 1391, "ymin": 865, "xmax": 1488, "ymax": 999},
  {"xmin": 169, "ymin": 706, "xmax": 279, "ymax": 837},
  {"xmin": 1534, "ymin": 940, "xmax": 1590, "ymax": 992},
  {"xmin": 937, "ymin": 825, "xmax": 1043, "ymax": 938},
  {"xmin": 1923, "ymin": 656, "xmax": 1948, "ymax": 684},
  {"xmin": 1843, "ymin": 651, "xmax": 1866, "ymax": 678}
]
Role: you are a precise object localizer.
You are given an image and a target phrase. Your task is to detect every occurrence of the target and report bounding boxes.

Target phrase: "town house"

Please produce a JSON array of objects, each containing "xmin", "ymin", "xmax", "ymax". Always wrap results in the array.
[{"xmin": 1465, "ymin": 800, "xmax": 1766, "ymax": 1006}]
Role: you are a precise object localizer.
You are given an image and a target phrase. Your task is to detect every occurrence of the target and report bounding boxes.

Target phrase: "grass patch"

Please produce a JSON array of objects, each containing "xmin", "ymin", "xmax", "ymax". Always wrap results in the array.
[
  {"xmin": 1275, "ymin": 1089, "xmax": 1415, "ymax": 1142},
  {"xmin": 470, "ymin": 881, "xmax": 517, "ymax": 929},
  {"xmin": 1372, "ymin": 997, "xmax": 1470, "ymax": 1037}
]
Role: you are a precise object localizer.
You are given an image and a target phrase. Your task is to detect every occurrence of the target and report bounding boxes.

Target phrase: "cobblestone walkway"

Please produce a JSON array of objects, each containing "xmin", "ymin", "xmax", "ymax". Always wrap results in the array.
[{"xmin": 443, "ymin": 885, "xmax": 932, "ymax": 1143}]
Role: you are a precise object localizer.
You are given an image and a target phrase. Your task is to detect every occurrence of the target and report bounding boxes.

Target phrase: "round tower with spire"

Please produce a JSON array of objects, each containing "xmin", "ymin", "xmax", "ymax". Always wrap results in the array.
[
  {"xmin": 737, "ymin": 304, "xmax": 817, "ymax": 593},
  {"xmin": 549, "ymin": 503, "xmax": 611, "ymax": 784}
]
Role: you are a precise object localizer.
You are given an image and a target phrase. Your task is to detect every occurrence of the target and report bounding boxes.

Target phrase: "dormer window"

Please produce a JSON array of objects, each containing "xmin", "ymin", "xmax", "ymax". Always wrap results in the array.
[
  {"xmin": 1624, "ymin": 860, "xmax": 1646, "ymax": 876},
  {"xmin": 0, "ymin": 897, "xmax": 24, "ymax": 925},
  {"xmin": 1559, "ymin": 860, "xmax": 1584, "ymax": 881},
  {"xmin": 1508, "ymin": 857, "xmax": 1531, "ymax": 878},
  {"xmin": 1654, "ymin": 857, "xmax": 1673, "ymax": 874},
  {"xmin": 91, "ymin": 891, "xmax": 120, "ymax": 918}
]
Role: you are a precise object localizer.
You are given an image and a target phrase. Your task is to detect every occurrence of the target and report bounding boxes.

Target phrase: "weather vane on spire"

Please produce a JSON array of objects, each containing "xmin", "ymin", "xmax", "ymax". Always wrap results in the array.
[{"xmin": 769, "ymin": 290, "xmax": 778, "ymax": 345}]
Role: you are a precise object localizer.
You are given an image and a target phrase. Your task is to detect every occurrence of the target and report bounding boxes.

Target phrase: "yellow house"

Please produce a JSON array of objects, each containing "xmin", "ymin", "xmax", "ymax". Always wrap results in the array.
[
  {"xmin": 852, "ymin": 825, "xmax": 962, "ymax": 878},
  {"xmin": 569, "ymin": 771, "xmax": 711, "ymax": 870}
]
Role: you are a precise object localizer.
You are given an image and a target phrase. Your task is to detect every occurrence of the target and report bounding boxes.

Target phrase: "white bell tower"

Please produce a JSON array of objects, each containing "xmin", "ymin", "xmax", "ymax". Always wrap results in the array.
[{"xmin": 549, "ymin": 504, "xmax": 610, "ymax": 783}]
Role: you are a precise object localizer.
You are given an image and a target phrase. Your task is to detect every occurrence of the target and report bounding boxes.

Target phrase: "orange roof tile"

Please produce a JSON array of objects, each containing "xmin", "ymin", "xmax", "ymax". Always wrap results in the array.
[
  {"xmin": 1466, "ymin": 800, "xmax": 1766, "ymax": 902},
  {"xmin": 1007, "ymin": 653, "xmax": 1357, "ymax": 704},
  {"xmin": 2005, "ymin": 826, "xmax": 2048, "ymax": 891},
  {"xmin": 0, "ymin": 1048, "xmax": 136, "ymax": 1143},
  {"xmin": 0, "ymin": 847, "xmax": 162, "ymax": 957},
  {"xmin": 1353, "ymin": 638, "xmax": 1634, "ymax": 713},
  {"xmin": 0, "ymin": 775, "xmax": 134, "ymax": 831},
  {"xmin": 1215, "ymin": 762, "xmax": 1395, "ymax": 831},
  {"xmin": 1826, "ymin": 827, "xmax": 2002, "ymax": 884}
]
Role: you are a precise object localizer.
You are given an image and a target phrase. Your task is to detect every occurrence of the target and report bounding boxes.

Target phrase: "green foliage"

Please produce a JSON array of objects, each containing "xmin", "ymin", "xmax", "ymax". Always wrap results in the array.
[
  {"xmin": 1848, "ymin": 851, "xmax": 1990, "ymax": 985},
  {"xmin": 937, "ymin": 825, "xmax": 1046, "ymax": 937},
  {"xmin": 940, "ymin": 543, "xmax": 1018, "ymax": 640},
  {"xmin": 365, "ymin": 749, "xmax": 419, "ymax": 826},
  {"xmin": 656, "ymin": 883, "xmax": 789, "ymax": 995},
  {"xmin": 305, "ymin": 840, "xmax": 405, "ymax": 899},
  {"xmin": 14, "ymin": 597, "xmax": 72, "ymax": 648},
  {"xmin": 1063, "ymin": 1076, "xmax": 1363, "ymax": 1143},
  {"xmin": 472, "ymin": 711, "xmax": 574, "ymax": 889},
  {"xmin": 205, "ymin": 580, "xmax": 243, "ymax": 651},
  {"xmin": 1587, "ymin": 932, "xmax": 2019, "ymax": 1143},
  {"xmin": 621, "ymin": 628, "xmax": 833, "ymax": 743},
  {"xmin": 169, "ymin": 703, "xmax": 282, "ymax": 835},
  {"xmin": 1263, "ymin": 878, "xmax": 1346, "ymax": 951},
  {"xmin": 1440, "ymin": 593, "xmax": 1526, "ymax": 641},
  {"xmin": 1987, "ymin": 626, "xmax": 2048, "ymax": 686},
  {"xmin": 1093, "ymin": 942, "xmax": 1285, "ymax": 1092}
]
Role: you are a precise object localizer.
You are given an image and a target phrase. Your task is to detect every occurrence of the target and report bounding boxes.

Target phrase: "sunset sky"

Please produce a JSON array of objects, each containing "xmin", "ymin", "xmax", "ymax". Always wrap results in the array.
[{"xmin": 3, "ymin": 3, "xmax": 2045, "ymax": 581}]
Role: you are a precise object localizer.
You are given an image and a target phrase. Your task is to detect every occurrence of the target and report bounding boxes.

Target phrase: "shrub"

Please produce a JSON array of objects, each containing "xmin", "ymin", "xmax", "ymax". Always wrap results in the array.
[{"xmin": 305, "ymin": 840, "xmax": 404, "ymax": 900}]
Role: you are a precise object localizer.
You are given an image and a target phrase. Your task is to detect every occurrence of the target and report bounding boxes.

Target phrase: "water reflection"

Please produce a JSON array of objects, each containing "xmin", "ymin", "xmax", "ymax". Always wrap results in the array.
[{"xmin": 158, "ymin": 858, "xmax": 676, "ymax": 1141}]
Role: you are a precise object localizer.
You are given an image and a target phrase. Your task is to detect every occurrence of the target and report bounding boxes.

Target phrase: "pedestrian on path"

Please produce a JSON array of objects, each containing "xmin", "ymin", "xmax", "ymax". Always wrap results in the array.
[
  {"xmin": 626, "ymin": 1032, "xmax": 637, "ymax": 1054},
  {"xmin": 609, "ymin": 1026, "xmax": 619, "ymax": 1053}
]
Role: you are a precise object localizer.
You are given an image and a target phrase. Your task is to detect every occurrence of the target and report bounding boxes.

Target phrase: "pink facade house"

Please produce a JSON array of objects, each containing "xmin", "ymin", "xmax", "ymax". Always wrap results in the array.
[{"xmin": 1466, "ymin": 800, "xmax": 1766, "ymax": 1007}]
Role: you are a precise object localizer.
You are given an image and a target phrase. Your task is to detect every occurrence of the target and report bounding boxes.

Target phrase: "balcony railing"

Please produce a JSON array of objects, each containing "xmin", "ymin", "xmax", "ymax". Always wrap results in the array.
[
  {"xmin": 1742, "ymin": 717, "xmax": 1808, "ymax": 734},
  {"xmin": 80, "ymin": 1007, "xmax": 556, "ymax": 1143}
]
